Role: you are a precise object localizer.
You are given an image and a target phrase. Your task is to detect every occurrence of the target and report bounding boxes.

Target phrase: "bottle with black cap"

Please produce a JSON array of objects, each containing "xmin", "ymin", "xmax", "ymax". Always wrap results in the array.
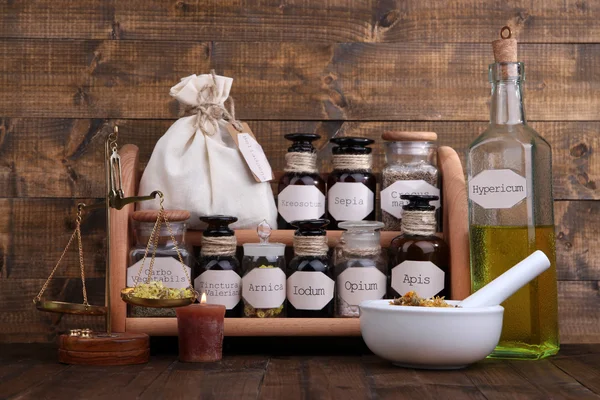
[
  {"xmin": 287, "ymin": 219, "xmax": 334, "ymax": 318},
  {"xmin": 194, "ymin": 215, "xmax": 242, "ymax": 317},
  {"xmin": 326, "ymin": 137, "xmax": 377, "ymax": 230},
  {"xmin": 277, "ymin": 133, "xmax": 326, "ymax": 229},
  {"xmin": 388, "ymin": 195, "xmax": 450, "ymax": 300}
]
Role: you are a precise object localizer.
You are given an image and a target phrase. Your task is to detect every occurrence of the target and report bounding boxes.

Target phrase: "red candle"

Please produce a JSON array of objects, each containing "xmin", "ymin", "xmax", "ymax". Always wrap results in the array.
[{"xmin": 176, "ymin": 293, "xmax": 226, "ymax": 362}]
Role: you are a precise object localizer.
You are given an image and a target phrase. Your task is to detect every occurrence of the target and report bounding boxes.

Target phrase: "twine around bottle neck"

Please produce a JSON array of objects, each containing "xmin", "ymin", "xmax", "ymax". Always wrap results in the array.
[
  {"xmin": 401, "ymin": 210, "xmax": 436, "ymax": 236},
  {"xmin": 285, "ymin": 152, "xmax": 318, "ymax": 173},
  {"xmin": 201, "ymin": 235, "xmax": 237, "ymax": 257},
  {"xmin": 293, "ymin": 235, "xmax": 328, "ymax": 257},
  {"xmin": 332, "ymin": 154, "xmax": 372, "ymax": 171}
]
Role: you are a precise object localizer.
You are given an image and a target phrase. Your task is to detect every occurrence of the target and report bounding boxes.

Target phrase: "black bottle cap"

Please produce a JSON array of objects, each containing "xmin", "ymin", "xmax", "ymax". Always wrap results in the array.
[
  {"xmin": 285, "ymin": 133, "xmax": 320, "ymax": 153},
  {"xmin": 200, "ymin": 215, "xmax": 238, "ymax": 237},
  {"xmin": 290, "ymin": 219, "xmax": 329, "ymax": 236},
  {"xmin": 401, "ymin": 195, "xmax": 438, "ymax": 211},
  {"xmin": 330, "ymin": 137, "xmax": 374, "ymax": 155}
]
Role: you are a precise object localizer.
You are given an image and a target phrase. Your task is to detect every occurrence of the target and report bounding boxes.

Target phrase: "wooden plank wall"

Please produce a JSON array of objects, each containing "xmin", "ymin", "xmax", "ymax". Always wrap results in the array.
[{"xmin": 0, "ymin": 1, "xmax": 598, "ymax": 343}]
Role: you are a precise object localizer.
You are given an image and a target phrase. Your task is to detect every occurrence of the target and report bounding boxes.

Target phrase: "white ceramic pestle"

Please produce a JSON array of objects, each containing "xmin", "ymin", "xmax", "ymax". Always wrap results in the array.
[{"xmin": 459, "ymin": 250, "xmax": 551, "ymax": 308}]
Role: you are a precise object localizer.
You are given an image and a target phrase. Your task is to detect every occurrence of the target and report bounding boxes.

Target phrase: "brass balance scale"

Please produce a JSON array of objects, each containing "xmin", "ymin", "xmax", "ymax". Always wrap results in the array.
[{"xmin": 33, "ymin": 126, "xmax": 196, "ymax": 365}]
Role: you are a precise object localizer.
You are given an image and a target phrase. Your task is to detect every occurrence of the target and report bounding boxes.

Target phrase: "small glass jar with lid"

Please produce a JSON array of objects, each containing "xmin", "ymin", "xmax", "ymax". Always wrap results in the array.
[
  {"xmin": 334, "ymin": 221, "xmax": 386, "ymax": 318},
  {"xmin": 287, "ymin": 219, "xmax": 334, "ymax": 318},
  {"xmin": 127, "ymin": 210, "xmax": 193, "ymax": 317},
  {"xmin": 241, "ymin": 221, "xmax": 286, "ymax": 318},
  {"xmin": 194, "ymin": 215, "xmax": 242, "ymax": 318},
  {"xmin": 380, "ymin": 131, "xmax": 441, "ymax": 231}
]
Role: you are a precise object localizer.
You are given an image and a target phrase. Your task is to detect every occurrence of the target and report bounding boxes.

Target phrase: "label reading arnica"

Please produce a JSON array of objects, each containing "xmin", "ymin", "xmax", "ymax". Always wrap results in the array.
[
  {"xmin": 278, "ymin": 185, "xmax": 326, "ymax": 223},
  {"xmin": 328, "ymin": 182, "xmax": 375, "ymax": 221},
  {"xmin": 194, "ymin": 270, "xmax": 242, "ymax": 310},
  {"xmin": 242, "ymin": 268, "xmax": 286, "ymax": 309},
  {"xmin": 468, "ymin": 169, "xmax": 527, "ymax": 209},
  {"xmin": 391, "ymin": 260, "xmax": 445, "ymax": 299},
  {"xmin": 287, "ymin": 271, "xmax": 335, "ymax": 310},
  {"xmin": 337, "ymin": 267, "xmax": 387, "ymax": 306}
]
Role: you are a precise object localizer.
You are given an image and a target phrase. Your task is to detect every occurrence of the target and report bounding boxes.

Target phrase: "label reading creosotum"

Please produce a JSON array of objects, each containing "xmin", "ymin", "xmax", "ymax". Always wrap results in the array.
[{"xmin": 278, "ymin": 185, "xmax": 326, "ymax": 223}]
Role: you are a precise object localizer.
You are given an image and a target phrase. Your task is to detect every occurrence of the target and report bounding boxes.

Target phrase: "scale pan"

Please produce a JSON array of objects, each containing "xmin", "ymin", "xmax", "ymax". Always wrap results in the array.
[
  {"xmin": 36, "ymin": 300, "xmax": 107, "ymax": 316},
  {"xmin": 120, "ymin": 287, "xmax": 196, "ymax": 308}
]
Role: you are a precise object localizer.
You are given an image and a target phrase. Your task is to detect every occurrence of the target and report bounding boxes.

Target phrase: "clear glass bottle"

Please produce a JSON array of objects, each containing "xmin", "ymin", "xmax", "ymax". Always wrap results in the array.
[
  {"xmin": 127, "ymin": 210, "xmax": 193, "ymax": 317},
  {"xmin": 327, "ymin": 137, "xmax": 377, "ymax": 230},
  {"xmin": 194, "ymin": 215, "xmax": 242, "ymax": 318},
  {"xmin": 380, "ymin": 132, "xmax": 440, "ymax": 231},
  {"xmin": 388, "ymin": 195, "xmax": 450, "ymax": 299},
  {"xmin": 467, "ymin": 61, "xmax": 559, "ymax": 359},
  {"xmin": 241, "ymin": 222, "xmax": 286, "ymax": 318},
  {"xmin": 287, "ymin": 219, "xmax": 334, "ymax": 318},
  {"xmin": 334, "ymin": 221, "xmax": 386, "ymax": 317},
  {"xmin": 277, "ymin": 133, "xmax": 326, "ymax": 229}
]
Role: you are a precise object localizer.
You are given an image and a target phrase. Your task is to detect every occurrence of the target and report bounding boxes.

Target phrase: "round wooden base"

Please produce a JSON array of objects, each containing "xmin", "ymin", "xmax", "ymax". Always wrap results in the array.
[{"xmin": 58, "ymin": 331, "xmax": 150, "ymax": 365}]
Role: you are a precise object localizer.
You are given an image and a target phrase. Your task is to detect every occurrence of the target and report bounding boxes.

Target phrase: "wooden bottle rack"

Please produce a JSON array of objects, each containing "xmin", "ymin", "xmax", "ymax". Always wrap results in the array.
[{"xmin": 109, "ymin": 144, "xmax": 469, "ymax": 337}]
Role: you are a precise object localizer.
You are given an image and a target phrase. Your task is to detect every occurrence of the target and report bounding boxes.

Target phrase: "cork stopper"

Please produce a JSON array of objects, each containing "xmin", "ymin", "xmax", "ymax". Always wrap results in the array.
[
  {"xmin": 131, "ymin": 210, "xmax": 191, "ymax": 223},
  {"xmin": 492, "ymin": 26, "xmax": 517, "ymax": 62},
  {"xmin": 381, "ymin": 131, "xmax": 437, "ymax": 142}
]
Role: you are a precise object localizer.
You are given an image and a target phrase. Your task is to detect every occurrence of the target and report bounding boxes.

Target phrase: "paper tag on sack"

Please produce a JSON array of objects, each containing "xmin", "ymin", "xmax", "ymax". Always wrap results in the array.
[{"xmin": 226, "ymin": 122, "xmax": 274, "ymax": 182}]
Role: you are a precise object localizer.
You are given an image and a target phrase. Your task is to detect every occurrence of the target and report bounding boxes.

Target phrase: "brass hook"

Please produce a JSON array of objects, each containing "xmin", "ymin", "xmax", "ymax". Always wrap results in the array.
[{"xmin": 501, "ymin": 26, "xmax": 512, "ymax": 40}]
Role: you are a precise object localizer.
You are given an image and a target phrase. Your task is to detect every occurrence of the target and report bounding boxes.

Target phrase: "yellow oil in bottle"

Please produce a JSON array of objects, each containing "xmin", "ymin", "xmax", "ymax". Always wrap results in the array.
[{"xmin": 470, "ymin": 225, "xmax": 559, "ymax": 359}]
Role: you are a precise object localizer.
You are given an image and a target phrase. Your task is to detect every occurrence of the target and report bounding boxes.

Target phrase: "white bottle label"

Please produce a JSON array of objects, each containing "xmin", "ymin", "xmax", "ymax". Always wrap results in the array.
[
  {"xmin": 327, "ymin": 182, "xmax": 375, "ymax": 222},
  {"xmin": 380, "ymin": 180, "xmax": 440, "ymax": 218},
  {"xmin": 194, "ymin": 270, "xmax": 242, "ymax": 310},
  {"xmin": 286, "ymin": 271, "xmax": 335, "ymax": 310},
  {"xmin": 391, "ymin": 260, "xmax": 445, "ymax": 299},
  {"xmin": 337, "ymin": 267, "xmax": 387, "ymax": 306},
  {"xmin": 468, "ymin": 169, "xmax": 527, "ymax": 209},
  {"xmin": 127, "ymin": 258, "xmax": 191, "ymax": 289},
  {"xmin": 278, "ymin": 185, "xmax": 326, "ymax": 223},
  {"xmin": 242, "ymin": 268, "xmax": 286, "ymax": 309},
  {"xmin": 237, "ymin": 133, "xmax": 273, "ymax": 182}
]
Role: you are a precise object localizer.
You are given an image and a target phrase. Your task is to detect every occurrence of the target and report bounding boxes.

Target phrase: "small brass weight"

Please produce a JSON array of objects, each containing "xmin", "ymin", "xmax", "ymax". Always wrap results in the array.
[{"xmin": 34, "ymin": 126, "xmax": 159, "ymax": 366}]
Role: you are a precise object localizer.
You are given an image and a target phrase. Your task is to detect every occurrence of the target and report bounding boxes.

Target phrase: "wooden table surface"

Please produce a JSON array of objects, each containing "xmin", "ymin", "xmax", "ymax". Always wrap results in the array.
[{"xmin": 1, "ymin": 342, "xmax": 599, "ymax": 400}]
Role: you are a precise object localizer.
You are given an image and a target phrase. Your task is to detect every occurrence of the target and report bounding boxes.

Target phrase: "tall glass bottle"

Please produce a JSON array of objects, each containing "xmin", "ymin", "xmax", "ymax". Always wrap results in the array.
[{"xmin": 467, "ymin": 59, "xmax": 559, "ymax": 359}]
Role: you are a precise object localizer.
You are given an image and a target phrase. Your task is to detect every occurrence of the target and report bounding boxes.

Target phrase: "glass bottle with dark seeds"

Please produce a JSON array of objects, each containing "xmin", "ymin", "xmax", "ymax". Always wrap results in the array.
[
  {"xmin": 277, "ymin": 133, "xmax": 326, "ymax": 230},
  {"xmin": 326, "ymin": 137, "xmax": 377, "ymax": 230}
]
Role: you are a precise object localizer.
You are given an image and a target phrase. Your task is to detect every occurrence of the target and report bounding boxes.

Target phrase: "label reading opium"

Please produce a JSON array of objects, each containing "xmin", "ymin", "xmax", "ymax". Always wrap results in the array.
[
  {"xmin": 242, "ymin": 268, "xmax": 286, "ymax": 309},
  {"xmin": 286, "ymin": 271, "xmax": 335, "ymax": 310},
  {"xmin": 194, "ymin": 270, "xmax": 242, "ymax": 310},
  {"xmin": 337, "ymin": 267, "xmax": 387, "ymax": 306},
  {"xmin": 327, "ymin": 182, "xmax": 375, "ymax": 222},
  {"xmin": 380, "ymin": 180, "xmax": 440, "ymax": 218},
  {"xmin": 391, "ymin": 260, "xmax": 445, "ymax": 299},
  {"xmin": 468, "ymin": 169, "xmax": 527, "ymax": 209},
  {"xmin": 277, "ymin": 185, "xmax": 326, "ymax": 223},
  {"xmin": 127, "ymin": 257, "xmax": 191, "ymax": 289}
]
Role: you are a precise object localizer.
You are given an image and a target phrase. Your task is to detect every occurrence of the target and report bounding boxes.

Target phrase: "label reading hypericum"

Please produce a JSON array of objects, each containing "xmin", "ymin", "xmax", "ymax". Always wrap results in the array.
[
  {"xmin": 468, "ymin": 169, "xmax": 527, "ymax": 209},
  {"xmin": 194, "ymin": 270, "xmax": 242, "ymax": 309},
  {"xmin": 286, "ymin": 271, "xmax": 335, "ymax": 310},
  {"xmin": 277, "ymin": 185, "xmax": 326, "ymax": 223},
  {"xmin": 391, "ymin": 260, "xmax": 445, "ymax": 299},
  {"xmin": 127, "ymin": 258, "xmax": 191, "ymax": 289},
  {"xmin": 336, "ymin": 267, "xmax": 387, "ymax": 306},
  {"xmin": 327, "ymin": 182, "xmax": 375, "ymax": 222},
  {"xmin": 380, "ymin": 180, "xmax": 440, "ymax": 218},
  {"xmin": 242, "ymin": 268, "xmax": 286, "ymax": 309}
]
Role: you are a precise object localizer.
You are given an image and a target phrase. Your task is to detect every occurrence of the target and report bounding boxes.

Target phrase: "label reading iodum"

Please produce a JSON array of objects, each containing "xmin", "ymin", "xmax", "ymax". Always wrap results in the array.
[
  {"xmin": 286, "ymin": 271, "xmax": 335, "ymax": 310},
  {"xmin": 194, "ymin": 270, "xmax": 242, "ymax": 310},
  {"xmin": 337, "ymin": 267, "xmax": 387, "ymax": 306},
  {"xmin": 391, "ymin": 260, "xmax": 445, "ymax": 299},
  {"xmin": 277, "ymin": 185, "xmax": 326, "ymax": 223},
  {"xmin": 327, "ymin": 182, "xmax": 375, "ymax": 222},
  {"xmin": 468, "ymin": 169, "xmax": 527, "ymax": 209},
  {"xmin": 127, "ymin": 257, "xmax": 191, "ymax": 289}
]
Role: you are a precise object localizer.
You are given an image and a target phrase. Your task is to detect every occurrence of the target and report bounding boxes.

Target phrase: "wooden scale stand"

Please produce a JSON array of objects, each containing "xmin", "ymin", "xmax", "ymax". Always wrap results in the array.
[{"xmin": 33, "ymin": 127, "xmax": 186, "ymax": 366}]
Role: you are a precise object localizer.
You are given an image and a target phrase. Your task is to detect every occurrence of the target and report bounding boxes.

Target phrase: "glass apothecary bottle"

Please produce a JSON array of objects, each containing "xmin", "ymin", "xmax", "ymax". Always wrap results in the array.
[
  {"xmin": 194, "ymin": 215, "xmax": 242, "ymax": 318},
  {"xmin": 388, "ymin": 195, "xmax": 450, "ymax": 300},
  {"xmin": 241, "ymin": 222, "xmax": 286, "ymax": 318},
  {"xmin": 334, "ymin": 221, "xmax": 386, "ymax": 317},
  {"xmin": 287, "ymin": 219, "xmax": 334, "ymax": 318},
  {"xmin": 380, "ymin": 131, "xmax": 440, "ymax": 231},
  {"xmin": 327, "ymin": 137, "xmax": 377, "ymax": 230},
  {"xmin": 277, "ymin": 133, "xmax": 326, "ymax": 229},
  {"xmin": 467, "ymin": 31, "xmax": 559, "ymax": 359},
  {"xmin": 127, "ymin": 210, "xmax": 193, "ymax": 317}
]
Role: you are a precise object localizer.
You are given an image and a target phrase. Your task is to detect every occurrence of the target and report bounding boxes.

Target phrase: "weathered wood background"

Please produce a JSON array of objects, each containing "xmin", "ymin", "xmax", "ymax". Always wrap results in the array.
[{"xmin": 0, "ymin": 1, "xmax": 598, "ymax": 343}]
